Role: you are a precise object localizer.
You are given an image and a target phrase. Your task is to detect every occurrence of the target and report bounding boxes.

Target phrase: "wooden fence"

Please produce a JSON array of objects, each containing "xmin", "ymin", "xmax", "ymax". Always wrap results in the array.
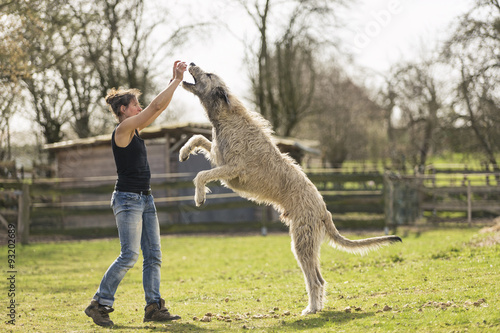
[
  {"xmin": 385, "ymin": 170, "xmax": 500, "ymax": 226},
  {"xmin": 421, "ymin": 172, "xmax": 500, "ymax": 223},
  {"xmin": 2, "ymin": 168, "xmax": 500, "ymax": 244}
]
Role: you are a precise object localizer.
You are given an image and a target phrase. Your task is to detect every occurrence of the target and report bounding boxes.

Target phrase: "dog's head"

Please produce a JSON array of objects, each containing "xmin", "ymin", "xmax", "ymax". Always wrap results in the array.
[{"xmin": 182, "ymin": 63, "xmax": 230, "ymax": 111}]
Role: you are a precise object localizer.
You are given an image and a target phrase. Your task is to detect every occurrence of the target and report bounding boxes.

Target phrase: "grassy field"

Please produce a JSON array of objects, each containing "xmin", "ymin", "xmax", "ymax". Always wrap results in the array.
[{"xmin": 2, "ymin": 227, "xmax": 500, "ymax": 332}]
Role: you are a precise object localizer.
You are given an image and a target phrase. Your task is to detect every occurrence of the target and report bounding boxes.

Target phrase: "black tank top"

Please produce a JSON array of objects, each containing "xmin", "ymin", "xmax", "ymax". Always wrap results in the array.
[{"xmin": 111, "ymin": 128, "xmax": 151, "ymax": 192}]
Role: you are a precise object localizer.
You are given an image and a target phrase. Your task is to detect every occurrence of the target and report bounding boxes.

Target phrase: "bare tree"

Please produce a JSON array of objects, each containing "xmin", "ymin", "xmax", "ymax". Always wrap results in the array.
[
  {"xmin": 250, "ymin": 32, "xmax": 316, "ymax": 137},
  {"xmin": 24, "ymin": 73, "xmax": 68, "ymax": 145},
  {"xmin": 0, "ymin": 0, "xmax": 95, "ymax": 148},
  {"xmin": 0, "ymin": 82, "xmax": 21, "ymax": 161},
  {"xmin": 306, "ymin": 63, "xmax": 385, "ymax": 168},
  {"xmin": 0, "ymin": 1, "xmax": 29, "ymax": 162},
  {"xmin": 239, "ymin": 0, "xmax": 346, "ymax": 136},
  {"xmin": 14, "ymin": 0, "xmax": 70, "ymax": 146},
  {"xmin": 375, "ymin": 77, "xmax": 401, "ymax": 169},
  {"xmin": 390, "ymin": 59, "xmax": 443, "ymax": 169},
  {"xmin": 56, "ymin": 51, "xmax": 101, "ymax": 138},
  {"xmin": 0, "ymin": 1, "xmax": 32, "ymax": 81},
  {"xmin": 275, "ymin": 34, "xmax": 316, "ymax": 137},
  {"xmin": 442, "ymin": 0, "xmax": 500, "ymax": 173}
]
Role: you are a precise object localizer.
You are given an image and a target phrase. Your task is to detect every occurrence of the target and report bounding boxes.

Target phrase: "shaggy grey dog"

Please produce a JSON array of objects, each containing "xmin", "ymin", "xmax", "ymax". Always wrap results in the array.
[{"xmin": 180, "ymin": 63, "xmax": 401, "ymax": 315}]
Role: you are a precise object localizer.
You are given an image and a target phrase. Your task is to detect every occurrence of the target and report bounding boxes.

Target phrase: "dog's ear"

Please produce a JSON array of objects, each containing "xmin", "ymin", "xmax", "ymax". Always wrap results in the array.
[{"xmin": 214, "ymin": 87, "xmax": 230, "ymax": 105}]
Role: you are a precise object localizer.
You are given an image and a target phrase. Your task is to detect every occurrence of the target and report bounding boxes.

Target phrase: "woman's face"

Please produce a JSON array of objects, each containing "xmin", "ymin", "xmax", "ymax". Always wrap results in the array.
[{"xmin": 122, "ymin": 97, "xmax": 142, "ymax": 119}]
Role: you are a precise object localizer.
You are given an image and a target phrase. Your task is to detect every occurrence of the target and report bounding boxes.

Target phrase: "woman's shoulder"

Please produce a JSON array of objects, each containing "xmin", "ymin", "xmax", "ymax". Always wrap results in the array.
[{"xmin": 113, "ymin": 124, "xmax": 138, "ymax": 148}]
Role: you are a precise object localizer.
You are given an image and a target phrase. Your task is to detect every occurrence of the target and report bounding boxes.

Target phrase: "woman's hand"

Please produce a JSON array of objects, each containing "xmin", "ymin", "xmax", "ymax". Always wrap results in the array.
[{"xmin": 172, "ymin": 60, "xmax": 187, "ymax": 81}]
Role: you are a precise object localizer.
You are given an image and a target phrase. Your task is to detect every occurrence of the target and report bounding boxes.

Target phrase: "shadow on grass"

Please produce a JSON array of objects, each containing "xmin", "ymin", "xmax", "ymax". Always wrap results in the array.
[
  {"xmin": 111, "ymin": 321, "xmax": 217, "ymax": 332},
  {"xmin": 280, "ymin": 309, "xmax": 375, "ymax": 330}
]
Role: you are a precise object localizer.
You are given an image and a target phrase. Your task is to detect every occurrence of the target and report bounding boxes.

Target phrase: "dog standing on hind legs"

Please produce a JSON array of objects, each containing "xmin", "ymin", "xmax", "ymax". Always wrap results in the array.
[{"xmin": 179, "ymin": 63, "xmax": 402, "ymax": 315}]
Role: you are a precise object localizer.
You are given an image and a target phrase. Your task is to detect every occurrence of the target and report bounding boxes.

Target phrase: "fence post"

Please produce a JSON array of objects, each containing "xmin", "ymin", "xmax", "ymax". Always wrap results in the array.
[
  {"xmin": 261, "ymin": 205, "xmax": 268, "ymax": 236},
  {"xmin": 383, "ymin": 173, "xmax": 393, "ymax": 235},
  {"xmin": 467, "ymin": 179, "xmax": 472, "ymax": 227},
  {"xmin": 17, "ymin": 182, "xmax": 31, "ymax": 245}
]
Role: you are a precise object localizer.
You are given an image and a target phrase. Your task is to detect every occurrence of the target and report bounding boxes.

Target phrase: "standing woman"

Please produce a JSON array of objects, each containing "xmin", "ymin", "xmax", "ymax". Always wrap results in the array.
[{"xmin": 85, "ymin": 60, "xmax": 187, "ymax": 327}]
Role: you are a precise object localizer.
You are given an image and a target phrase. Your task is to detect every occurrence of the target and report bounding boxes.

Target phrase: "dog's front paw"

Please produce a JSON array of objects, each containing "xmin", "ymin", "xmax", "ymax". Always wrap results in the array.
[
  {"xmin": 179, "ymin": 147, "xmax": 190, "ymax": 162},
  {"xmin": 194, "ymin": 191, "xmax": 206, "ymax": 207}
]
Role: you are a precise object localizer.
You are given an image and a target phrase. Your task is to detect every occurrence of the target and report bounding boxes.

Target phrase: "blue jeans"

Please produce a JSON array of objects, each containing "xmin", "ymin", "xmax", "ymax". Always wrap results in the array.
[{"xmin": 93, "ymin": 191, "xmax": 162, "ymax": 307}]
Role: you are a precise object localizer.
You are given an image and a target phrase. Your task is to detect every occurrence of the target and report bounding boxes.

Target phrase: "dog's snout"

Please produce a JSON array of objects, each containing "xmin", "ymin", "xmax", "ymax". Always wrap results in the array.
[{"xmin": 190, "ymin": 62, "xmax": 196, "ymax": 67}]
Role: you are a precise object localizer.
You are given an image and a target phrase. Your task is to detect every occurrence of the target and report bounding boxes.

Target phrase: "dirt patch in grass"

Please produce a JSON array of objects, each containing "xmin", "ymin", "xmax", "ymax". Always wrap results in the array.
[
  {"xmin": 480, "ymin": 216, "xmax": 500, "ymax": 233},
  {"xmin": 474, "ymin": 217, "xmax": 500, "ymax": 247}
]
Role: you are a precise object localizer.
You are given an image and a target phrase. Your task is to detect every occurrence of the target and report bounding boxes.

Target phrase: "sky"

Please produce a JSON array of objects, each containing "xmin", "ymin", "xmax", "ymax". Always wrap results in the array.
[
  {"xmin": 346, "ymin": 0, "xmax": 473, "ymax": 72},
  {"xmin": 169, "ymin": 0, "xmax": 474, "ymax": 123},
  {"xmin": 11, "ymin": 0, "xmax": 475, "ymax": 137}
]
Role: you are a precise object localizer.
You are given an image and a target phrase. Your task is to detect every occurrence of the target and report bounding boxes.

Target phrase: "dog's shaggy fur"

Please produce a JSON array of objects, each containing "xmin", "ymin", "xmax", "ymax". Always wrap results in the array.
[{"xmin": 180, "ymin": 63, "xmax": 402, "ymax": 315}]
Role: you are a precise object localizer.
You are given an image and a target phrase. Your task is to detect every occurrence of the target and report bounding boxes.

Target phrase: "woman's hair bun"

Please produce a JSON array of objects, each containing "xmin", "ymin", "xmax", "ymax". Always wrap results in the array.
[{"xmin": 105, "ymin": 88, "xmax": 142, "ymax": 117}]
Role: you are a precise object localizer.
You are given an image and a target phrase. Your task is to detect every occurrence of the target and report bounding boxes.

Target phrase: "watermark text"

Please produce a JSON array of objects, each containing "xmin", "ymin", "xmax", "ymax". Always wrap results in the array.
[
  {"xmin": 6, "ymin": 223, "xmax": 17, "ymax": 325},
  {"xmin": 353, "ymin": 0, "xmax": 403, "ymax": 52}
]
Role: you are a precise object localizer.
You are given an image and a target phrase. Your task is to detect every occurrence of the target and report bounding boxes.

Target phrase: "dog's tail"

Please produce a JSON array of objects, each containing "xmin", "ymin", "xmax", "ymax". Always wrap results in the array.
[{"xmin": 323, "ymin": 211, "xmax": 401, "ymax": 255}]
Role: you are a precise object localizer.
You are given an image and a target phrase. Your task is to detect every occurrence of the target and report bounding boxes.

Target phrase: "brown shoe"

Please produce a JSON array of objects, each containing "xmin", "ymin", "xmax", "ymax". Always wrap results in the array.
[
  {"xmin": 143, "ymin": 298, "xmax": 181, "ymax": 322},
  {"xmin": 85, "ymin": 300, "xmax": 114, "ymax": 327}
]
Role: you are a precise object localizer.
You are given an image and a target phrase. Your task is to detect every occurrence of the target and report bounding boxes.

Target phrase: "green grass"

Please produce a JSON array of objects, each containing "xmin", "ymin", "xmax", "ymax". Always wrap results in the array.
[{"xmin": 3, "ymin": 228, "xmax": 500, "ymax": 332}]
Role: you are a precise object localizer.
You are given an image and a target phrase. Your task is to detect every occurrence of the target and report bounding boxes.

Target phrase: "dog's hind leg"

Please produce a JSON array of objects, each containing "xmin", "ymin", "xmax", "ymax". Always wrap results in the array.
[
  {"xmin": 179, "ymin": 135, "xmax": 212, "ymax": 162},
  {"xmin": 316, "ymin": 266, "xmax": 326, "ymax": 311},
  {"xmin": 291, "ymin": 224, "xmax": 325, "ymax": 315}
]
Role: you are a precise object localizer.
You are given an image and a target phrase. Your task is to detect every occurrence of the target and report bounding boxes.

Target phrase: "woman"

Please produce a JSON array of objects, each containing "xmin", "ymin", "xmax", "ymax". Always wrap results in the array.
[{"xmin": 85, "ymin": 60, "xmax": 187, "ymax": 327}]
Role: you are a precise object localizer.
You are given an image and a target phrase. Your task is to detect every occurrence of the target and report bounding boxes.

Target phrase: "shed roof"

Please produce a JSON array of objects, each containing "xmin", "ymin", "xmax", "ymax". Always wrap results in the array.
[
  {"xmin": 44, "ymin": 122, "xmax": 212, "ymax": 152},
  {"xmin": 44, "ymin": 122, "xmax": 319, "ymax": 155}
]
